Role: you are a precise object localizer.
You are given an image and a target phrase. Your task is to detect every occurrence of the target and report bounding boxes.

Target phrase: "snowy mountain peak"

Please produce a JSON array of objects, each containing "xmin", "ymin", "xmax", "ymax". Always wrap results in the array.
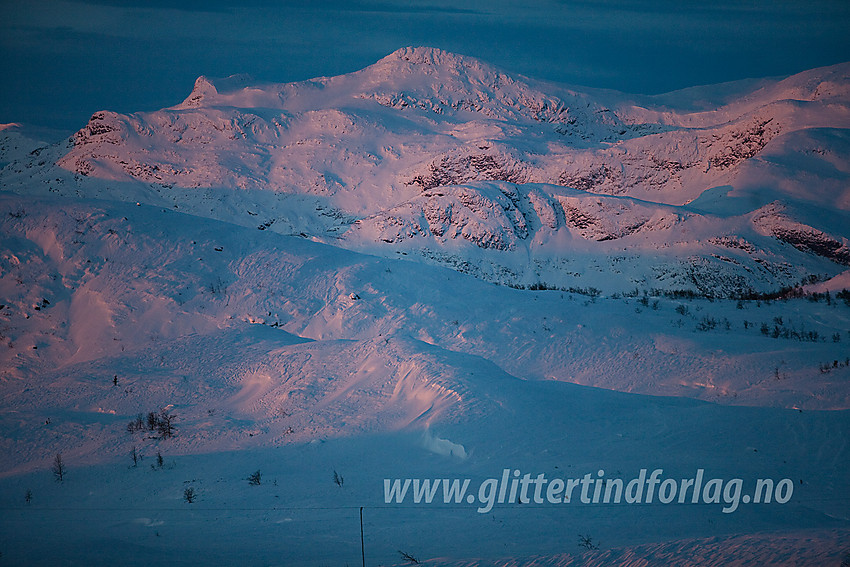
[
  {"xmin": 384, "ymin": 46, "xmax": 475, "ymax": 67},
  {"xmin": 759, "ymin": 61, "xmax": 850, "ymax": 104},
  {"xmin": 176, "ymin": 73, "xmax": 276, "ymax": 110},
  {"xmin": 353, "ymin": 46, "xmax": 597, "ymax": 126},
  {"xmin": 182, "ymin": 75, "xmax": 219, "ymax": 107},
  {"xmin": 370, "ymin": 46, "xmax": 514, "ymax": 84}
]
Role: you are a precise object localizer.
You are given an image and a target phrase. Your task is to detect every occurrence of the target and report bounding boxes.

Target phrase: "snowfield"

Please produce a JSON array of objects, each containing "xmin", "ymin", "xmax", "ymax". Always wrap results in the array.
[{"xmin": 1, "ymin": 48, "xmax": 849, "ymax": 565}]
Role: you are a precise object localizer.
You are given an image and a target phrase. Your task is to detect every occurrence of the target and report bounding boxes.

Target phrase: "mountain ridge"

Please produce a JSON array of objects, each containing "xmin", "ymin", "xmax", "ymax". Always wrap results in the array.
[{"xmin": 1, "ymin": 47, "xmax": 849, "ymax": 295}]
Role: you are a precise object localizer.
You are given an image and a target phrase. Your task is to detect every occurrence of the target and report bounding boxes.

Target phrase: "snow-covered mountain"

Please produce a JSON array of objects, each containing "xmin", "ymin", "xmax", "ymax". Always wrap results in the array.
[
  {"xmin": 0, "ymin": 123, "xmax": 68, "ymax": 170},
  {"xmin": 3, "ymin": 46, "xmax": 849, "ymax": 295},
  {"xmin": 1, "ymin": 48, "xmax": 849, "ymax": 566}
]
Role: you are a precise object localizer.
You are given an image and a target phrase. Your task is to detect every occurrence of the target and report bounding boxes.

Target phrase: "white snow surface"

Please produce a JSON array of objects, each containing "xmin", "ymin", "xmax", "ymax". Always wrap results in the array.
[{"xmin": 1, "ymin": 48, "xmax": 849, "ymax": 565}]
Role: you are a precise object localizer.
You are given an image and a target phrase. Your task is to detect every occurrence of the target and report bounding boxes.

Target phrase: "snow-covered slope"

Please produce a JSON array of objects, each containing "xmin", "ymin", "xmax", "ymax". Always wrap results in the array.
[
  {"xmin": 0, "ymin": 193, "xmax": 848, "ymax": 565},
  {"xmin": 2, "ymin": 191, "xmax": 849, "ymax": 473}
]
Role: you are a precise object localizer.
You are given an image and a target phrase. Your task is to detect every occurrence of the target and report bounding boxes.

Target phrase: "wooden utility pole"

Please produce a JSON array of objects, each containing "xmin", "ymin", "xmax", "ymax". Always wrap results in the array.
[{"xmin": 360, "ymin": 506, "xmax": 365, "ymax": 567}]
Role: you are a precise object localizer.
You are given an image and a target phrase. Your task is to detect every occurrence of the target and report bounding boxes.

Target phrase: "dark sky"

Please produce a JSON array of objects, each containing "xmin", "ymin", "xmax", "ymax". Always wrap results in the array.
[{"xmin": 2, "ymin": 0, "xmax": 849, "ymax": 131}]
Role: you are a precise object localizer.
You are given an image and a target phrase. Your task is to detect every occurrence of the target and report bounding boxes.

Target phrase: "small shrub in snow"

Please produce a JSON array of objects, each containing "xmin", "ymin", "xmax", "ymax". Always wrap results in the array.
[
  {"xmin": 127, "ymin": 413, "xmax": 145, "ymax": 432},
  {"xmin": 333, "ymin": 469, "xmax": 344, "ymax": 488},
  {"xmin": 208, "ymin": 277, "xmax": 226, "ymax": 295},
  {"xmin": 184, "ymin": 487, "xmax": 196, "ymax": 503},
  {"xmin": 129, "ymin": 409, "xmax": 176, "ymax": 439},
  {"xmin": 52, "ymin": 454, "xmax": 65, "ymax": 482},
  {"xmin": 398, "ymin": 550, "xmax": 420, "ymax": 564},
  {"xmin": 577, "ymin": 534, "xmax": 598, "ymax": 550},
  {"xmin": 696, "ymin": 316, "xmax": 717, "ymax": 331},
  {"xmin": 157, "ymin": 410, "xmax": 176, "ymax": 439},
  {"xmin": 248, "ymin": 470, "xmax": 262, "ymax": 486}
]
